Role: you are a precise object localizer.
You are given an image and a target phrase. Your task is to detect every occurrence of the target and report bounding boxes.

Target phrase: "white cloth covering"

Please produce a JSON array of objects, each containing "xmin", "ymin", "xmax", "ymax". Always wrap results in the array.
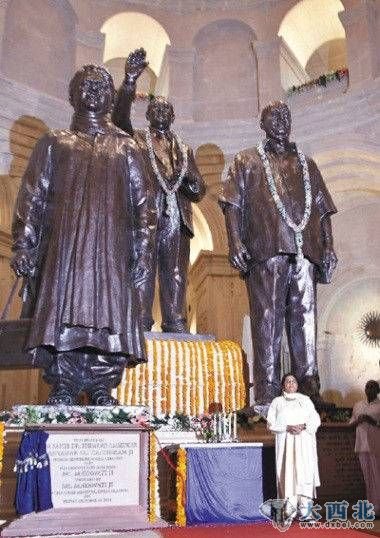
[{"xmin": 267, "ymin": 392, "xmax": 321, "ymax": 501}]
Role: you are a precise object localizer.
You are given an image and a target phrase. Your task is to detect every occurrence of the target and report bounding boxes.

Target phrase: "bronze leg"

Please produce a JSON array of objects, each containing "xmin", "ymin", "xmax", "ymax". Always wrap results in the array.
[
  {"xmin": 84, "ymin": 353, "xmax": 126, "ymax": 406},
  {"xmin": 246, "ymin": 255, "xmax": 291, "ymax": 404},
  {"xmin": 44, "ymin": 351, "xmax": 127, "ymax": 406},
  {"xmin": 43, "ymin": 351, "xmax": 85, "ymax": 405},
  {"xmin": 157, "ymin": 218, "xmax": 190, "ymax": 333},
  {"xmin": 285, "ymin": 258, "xmax": 320, "ymax": 393},
  {"xmin": 136, "ymin": 230, "xmax": 158, "ymax": 332}
]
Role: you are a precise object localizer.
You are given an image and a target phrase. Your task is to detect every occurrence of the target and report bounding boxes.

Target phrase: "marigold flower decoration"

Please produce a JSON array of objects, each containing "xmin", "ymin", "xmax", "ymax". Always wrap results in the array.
[{"xmin": 0, "ymin": 422, "xmax": 5, "ymax": 476}]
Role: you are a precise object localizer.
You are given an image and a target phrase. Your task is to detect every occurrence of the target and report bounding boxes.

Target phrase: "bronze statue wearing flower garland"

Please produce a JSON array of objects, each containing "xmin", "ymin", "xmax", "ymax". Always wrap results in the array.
[
  {"xmin": 112, "ymin": 48, "xmax": 206, "ymax": 333},
  {"xmin": 220, "ymin": 102, "xmax": 338, "ymax": 408}
]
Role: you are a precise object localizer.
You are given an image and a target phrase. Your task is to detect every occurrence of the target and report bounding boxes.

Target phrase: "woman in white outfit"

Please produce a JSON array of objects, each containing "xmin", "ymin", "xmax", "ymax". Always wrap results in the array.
[
  {"xmin": 267, "ymin": 373, "xmax": 321, "ymax": 520},
  {"xmin": 349, "ymin": 380, "xmax": 380, "ymax": 517}
]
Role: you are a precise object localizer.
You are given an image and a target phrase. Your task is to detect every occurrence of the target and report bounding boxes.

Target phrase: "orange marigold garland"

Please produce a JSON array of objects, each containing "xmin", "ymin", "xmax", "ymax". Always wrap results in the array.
[
  {"xmin": 206, "ymin": 341, "xmax": 214, "ymax": 411},
  {"xmin": 175, "ymin": 447, "xmax": 187, "ymax": 526},
  {"xmin": 175, "ymin": 340, "xmax": 182, "ymax": 413},
  {"xmin": 221, "ymin": 340, "xmax": 246, "ymax": 409},
  {"xmin": 200, "ymin": 341, "xmax": 208, "ymax": 414},
  {"xmin": 222, "ymin": 340, "xmax": 235, "ymax": 410},
  {"xmin": 161, "ymin": 338, "xmax": 167, "ymax": 415},
  {"xmin": 189, "ymin": 341, "xmax": 198, "ymax": 415},
  {"xmin": 0, "ymin": 422, "xmax": 4, "ymax": 476},
  {"xmin": 215, "ymin": 342, "xmax": 226, "ymax": 410},
  {"xmin": 118, "ymin": 339, "xmax": 247, "ymax": 414},
  {"xmin": 152, "ymin": 340, "xmax": 159, "ymax": 415},
  {"xmin": 148, "ymin": 431, "xmax": 158, "ymax": 523},
  {"xmin": 223, "ymin": 344, "xmax": 232, "ymax": 411}
]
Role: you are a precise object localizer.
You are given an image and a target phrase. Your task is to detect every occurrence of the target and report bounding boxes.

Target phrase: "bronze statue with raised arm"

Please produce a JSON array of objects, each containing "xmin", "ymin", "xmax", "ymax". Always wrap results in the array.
[
  {"xmin": 11, "ymin": 64, "xmax": 152, "ymax": 405},
  {"xmin": 220, "ymin": 101, "xmax": 337, "ymax": 408},
  {"xmin": 112, "ymin": 49, "xmax": 206, "ymax": 333}
]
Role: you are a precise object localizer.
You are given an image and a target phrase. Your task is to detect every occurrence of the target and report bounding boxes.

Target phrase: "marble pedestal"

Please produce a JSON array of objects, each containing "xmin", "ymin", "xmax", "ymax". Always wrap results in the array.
[
  {"xmin": 1, "ymin": 424, "xmax": 168, "ymax": 536},
  {"xmin": 1, "ymin": 505, "xmax": 168, "ymax": 537}
]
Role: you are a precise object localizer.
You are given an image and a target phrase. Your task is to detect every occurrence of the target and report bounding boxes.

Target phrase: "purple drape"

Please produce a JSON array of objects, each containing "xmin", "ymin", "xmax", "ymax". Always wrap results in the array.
[
  {"xmin": 15, "ymin": 430, "xmax": 53, "ymax": 515},
  {"xmin": 185, "ymin": 446, "xmax": 274, "ymax": 525}
]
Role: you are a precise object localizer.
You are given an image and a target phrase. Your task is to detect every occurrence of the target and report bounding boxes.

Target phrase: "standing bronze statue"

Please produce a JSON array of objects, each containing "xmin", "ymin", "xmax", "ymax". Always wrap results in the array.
[
  {"xmin": 11, "ymin": 65, "xmax": 152, "ymax": 405},
  {"xmin": 112, "ymin": 49, "xmax": 206, "ymax": 333},
  {"xmin": 220, "ymin": 102, "xmax": 337, "ymax": 407}
]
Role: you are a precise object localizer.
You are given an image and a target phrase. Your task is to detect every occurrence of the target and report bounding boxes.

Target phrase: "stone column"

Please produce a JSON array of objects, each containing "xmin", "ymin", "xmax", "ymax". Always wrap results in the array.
[
  {"xmin": 0, "ymin": 0, "xmax": 9, "ymax": 64},
  {"xmin": 339, "ymin": 0, "xmax": 378, "ymax": 86},
  {"xmin": 188, "ymin": 252, "xmax": 249, "ymax": 342},
  {"xmin": 164, "ymin": 46, "xmax": 195, "ymax": 121},
  {"xmin": 252, "ymin": 36, "xmax": 284, "ymax": 109}
]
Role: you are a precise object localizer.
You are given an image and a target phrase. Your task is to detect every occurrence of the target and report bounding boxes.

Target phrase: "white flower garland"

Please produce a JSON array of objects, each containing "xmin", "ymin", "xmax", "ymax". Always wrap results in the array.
[
  {"xmin": 257, "ymin": 141, "xmax": 312, "ymax": 266},
  {"xmin": 145, "ymin": 127, "xmax": 188, "ymax": 219}
]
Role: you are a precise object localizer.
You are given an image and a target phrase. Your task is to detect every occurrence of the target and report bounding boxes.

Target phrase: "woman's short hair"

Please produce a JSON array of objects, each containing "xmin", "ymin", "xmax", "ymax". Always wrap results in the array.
[
  {"xmin": 365, "ymin": 380, "xmax": 380, "ymax": 394},
  {"xmin": 281, "ymin": 372, "xmax": 299, "ymax": 388}
]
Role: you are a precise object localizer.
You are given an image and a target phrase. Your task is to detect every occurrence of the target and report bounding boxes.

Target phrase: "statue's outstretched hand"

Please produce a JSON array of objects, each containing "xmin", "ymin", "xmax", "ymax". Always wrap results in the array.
[
  {"xmin": 229, "ymin": 241, "xmax": 251, "ymax": 273},
  {"xmin": 10, "ymin": 250, "xmax": 36, "ymax": 277},
  {"xmin": 125, "ymin": 48, "xmax": 148, "ymax": 82}
]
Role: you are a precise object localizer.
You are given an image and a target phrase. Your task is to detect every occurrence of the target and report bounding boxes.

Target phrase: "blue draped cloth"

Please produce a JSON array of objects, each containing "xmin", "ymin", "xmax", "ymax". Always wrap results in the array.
[
  {"xmin": 185, "ymin": 445, "xmax": 274, "ymax": 525},
  {"xmin": 15, "ymin": 430, "xmax": 53, "ymax": 515}
]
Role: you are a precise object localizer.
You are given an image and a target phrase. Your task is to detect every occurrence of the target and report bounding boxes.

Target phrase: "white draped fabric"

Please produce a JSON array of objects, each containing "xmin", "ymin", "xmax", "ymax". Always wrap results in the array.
[{"xmin": 267, "ymin": 392, "xmax": 321, "ymax": 504}]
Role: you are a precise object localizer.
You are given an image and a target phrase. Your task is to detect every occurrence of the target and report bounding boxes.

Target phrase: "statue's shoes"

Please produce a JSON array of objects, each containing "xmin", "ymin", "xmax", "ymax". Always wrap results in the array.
[
  {"xmin": 46, "ymin": 385, "xmax": 76, "ymax": 406},
  {"xmin": 89, "ymin": 386, "xmax": 119, "ymax": 406}
]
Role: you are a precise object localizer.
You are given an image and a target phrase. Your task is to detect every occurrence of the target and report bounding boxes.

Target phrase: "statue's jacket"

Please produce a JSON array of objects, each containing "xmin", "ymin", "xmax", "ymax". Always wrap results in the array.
[
  {"xmin": 112, "ymin": 80, "xmax": 206, "ymax": 237},
  {"xmin": 132, "ymin": 129, "xmax": 205, "ymax": 237},
  {"xmin": 219, "ymin": 146, "xmax": 337, "ymax": 268},
  {"xmin": 12, "ymin": 126, "xmax": 153, "ymax": 364}
]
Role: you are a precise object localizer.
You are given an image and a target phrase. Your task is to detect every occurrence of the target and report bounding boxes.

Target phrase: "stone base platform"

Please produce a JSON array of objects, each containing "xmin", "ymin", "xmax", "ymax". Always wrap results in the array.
[
  {"xmin": 1, "ymin": 506, "xmax": 168, "ymax": 537},
  {"xmin": 0, "ymin": 421, "xmax": 365, "ymax": 531},
  {"xmin": 239, "ymin": 422, "xmax": 366, "ymax": 510},
  {"xmin": 0, "ymin": 423, "xmax": 169, "ymax": 536}
]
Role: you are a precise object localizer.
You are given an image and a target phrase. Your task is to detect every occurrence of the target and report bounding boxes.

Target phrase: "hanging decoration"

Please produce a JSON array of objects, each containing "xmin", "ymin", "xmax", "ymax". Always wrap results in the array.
[
  {"xmin": 117, "ymin": 339, "xmax": 247, "ymax": 416},
  {"xmin": 145, "ymin": 127, "xmax": 188, "ymax": 220},
  {"xmin": 257, "ymin": 141, "xmax": 312, "ymax": 269},
  {"xmin": 287, "ymin": 68, "xmax": 349, "ymax": 95},
  {"xmin": 148, "ymin": 431, "xmax": 158, "ymax": 523},
  {"xmin": 0, "ymin": 422, "xmax": 5, "ymax": 478},
  {"xmin": 175, "ymin": 447, "xmax": 187, "ymax": 527}
]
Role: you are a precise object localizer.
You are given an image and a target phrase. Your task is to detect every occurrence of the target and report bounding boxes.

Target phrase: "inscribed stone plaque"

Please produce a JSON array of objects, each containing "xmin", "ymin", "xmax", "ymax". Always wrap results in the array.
[{"xmin": 46, "ymin": 432, "xmax": 140, "ymax": 508}]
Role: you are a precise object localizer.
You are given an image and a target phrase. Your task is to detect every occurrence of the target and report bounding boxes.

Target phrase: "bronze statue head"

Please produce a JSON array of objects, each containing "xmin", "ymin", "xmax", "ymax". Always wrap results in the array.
[
  {"xmin": 260, "ymin": 101, "xmax": 291, "ymax": 144},
  {"xmin": 69, "ymin": 65, "xmax": 115, "ymax": 115},
  {"xmin": 146, "ymin": 96, "xmax": 175, "ymax": 131}
]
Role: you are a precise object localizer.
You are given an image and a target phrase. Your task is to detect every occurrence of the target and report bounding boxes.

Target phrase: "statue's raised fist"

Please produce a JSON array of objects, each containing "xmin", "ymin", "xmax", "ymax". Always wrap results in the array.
[{"xmin": 125, "ymin": 48, "xmax": 148, "ymax": 81}]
